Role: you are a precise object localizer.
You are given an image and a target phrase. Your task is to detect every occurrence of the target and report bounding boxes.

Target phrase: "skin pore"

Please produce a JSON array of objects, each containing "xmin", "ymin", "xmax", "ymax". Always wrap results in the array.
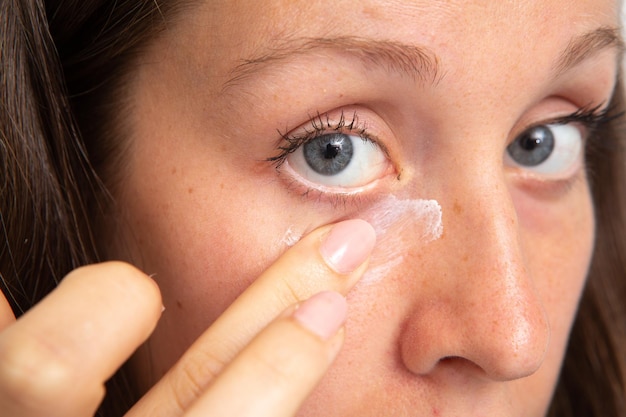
[{"xmin": 107, "ymin": 0, "xmax": 621, "ymax": 415}]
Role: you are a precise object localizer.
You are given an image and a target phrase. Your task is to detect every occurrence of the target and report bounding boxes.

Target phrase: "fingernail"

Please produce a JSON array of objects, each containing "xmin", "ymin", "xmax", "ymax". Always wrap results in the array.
[
  {"xmin": 320, "ymin": 219, "xmax": 376, "ymax": 274},
  {"xmin": 293, "ymin": 291, "xmax": 348, "ymax": 340}
]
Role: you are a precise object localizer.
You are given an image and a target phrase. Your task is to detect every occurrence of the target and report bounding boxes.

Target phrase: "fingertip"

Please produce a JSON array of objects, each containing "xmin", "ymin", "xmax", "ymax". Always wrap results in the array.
[
  {"xmin": 319, "ymin": 219, "xmax": 376, "ymax": 274},
  {"xmin": 66, "ymin": 261, "xmax": 163, "ymax": 320},
  {"xmin": 293, "ymin": 291, "xmax": 348, "ymax": 340},
  {"xmin": 0, "ymin": 262, "xmax": 163, "ymax": 417}
]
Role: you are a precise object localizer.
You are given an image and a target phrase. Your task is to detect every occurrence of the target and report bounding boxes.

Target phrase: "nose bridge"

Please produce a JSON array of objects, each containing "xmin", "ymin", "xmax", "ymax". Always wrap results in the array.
[
  {"xmin": 454, "ymin": 174, "xmax": 526, "ymax": 295},
  {"xmin": 455, "ymin": 179, "xmax": 549, "ymax": 375},
  {"xmin": 400, "ymin": 163, "xmax": 550, "ymax": 381}
]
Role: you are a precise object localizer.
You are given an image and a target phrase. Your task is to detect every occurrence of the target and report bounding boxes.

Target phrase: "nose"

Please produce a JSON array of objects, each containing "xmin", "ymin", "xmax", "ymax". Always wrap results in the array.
[{"xmin": 399, "ymin": 175, "xmax": 551, "ymax": 381}]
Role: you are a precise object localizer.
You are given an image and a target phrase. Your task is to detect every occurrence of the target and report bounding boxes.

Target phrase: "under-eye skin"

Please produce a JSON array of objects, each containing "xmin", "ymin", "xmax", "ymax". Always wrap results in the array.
[{"xmin": 268, "ymin": 111, "xmax": 392, "ymax": 196}]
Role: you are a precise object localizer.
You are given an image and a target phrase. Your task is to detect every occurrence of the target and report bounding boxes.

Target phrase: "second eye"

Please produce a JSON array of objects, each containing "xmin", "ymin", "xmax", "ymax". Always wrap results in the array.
[
  {"xmin": 505, "ymin": 122, "xmax": 583, "ymax": 178},
  {"xmin": 287, "ymin": 133, "xmax": 389, "ymax": 188}
]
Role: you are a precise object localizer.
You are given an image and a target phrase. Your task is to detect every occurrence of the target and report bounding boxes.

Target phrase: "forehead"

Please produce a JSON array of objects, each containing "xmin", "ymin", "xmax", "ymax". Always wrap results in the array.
[
  {"xmin": 174, "ymin": 0, "xmax": 621, "ymax": 94},
  {"xmin": 180, "ymin": 0, "xmax": 621, "ymax": 70},
  {"xmin": 191, "ymin": 0, "xmax": 620, "ymax": 38}
]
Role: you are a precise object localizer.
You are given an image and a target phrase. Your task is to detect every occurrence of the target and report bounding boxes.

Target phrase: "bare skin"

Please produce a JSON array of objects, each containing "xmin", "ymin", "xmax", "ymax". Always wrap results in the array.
[{"xmin": 0, "ymin": 0, "xmax": 622, "ymax": 416}]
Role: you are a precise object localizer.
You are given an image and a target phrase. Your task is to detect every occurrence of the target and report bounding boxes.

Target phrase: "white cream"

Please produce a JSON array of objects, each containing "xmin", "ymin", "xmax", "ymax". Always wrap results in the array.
[
  {"xmin": 278, "ymin": 195, "xmax": 443, "ymax": 285},
  {"xmin": 360, "ymin": 195, "xmax": 443, "ymax": 284},
  {"xmin": 366, "ymin": 195, "xmax": 443, "ymax": 243},
  {"xmin": 281, "ymin": 226, "xmax": 302, "ymax": 247}
]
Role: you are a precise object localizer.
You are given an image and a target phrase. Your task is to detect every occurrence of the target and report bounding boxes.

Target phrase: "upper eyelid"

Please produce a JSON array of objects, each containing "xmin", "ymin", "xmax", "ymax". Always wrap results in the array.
[
  {"xmin": 282, "ymin": 111, "xmax": 366, "ymax": 138},
  {"xmin": 551, "ymin": 104, "xmax": 621, "ymax": 128}
]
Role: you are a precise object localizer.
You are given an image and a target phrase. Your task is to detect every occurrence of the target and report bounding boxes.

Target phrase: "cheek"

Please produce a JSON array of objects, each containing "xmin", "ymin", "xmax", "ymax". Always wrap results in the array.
[
  {"xmin": 514, "ymin": 180, "xmax": 594, "ymax": 357},
  {"xmin": 112, "ymin": 158, "xmax": 311, "ymax": 379}
]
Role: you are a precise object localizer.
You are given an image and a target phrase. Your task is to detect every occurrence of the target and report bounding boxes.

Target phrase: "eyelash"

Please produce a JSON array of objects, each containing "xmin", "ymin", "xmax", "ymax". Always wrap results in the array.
[
  {"xmin": 546, "ymin": 102, "xmax": 619, "ymax": 133},
  {"xmin": 267, "ymin": 104, "xmax": 620, "ymax": 201},
  {"xmin": 267, "ymin": 110, "xmax": 385, "ymax": 168}
]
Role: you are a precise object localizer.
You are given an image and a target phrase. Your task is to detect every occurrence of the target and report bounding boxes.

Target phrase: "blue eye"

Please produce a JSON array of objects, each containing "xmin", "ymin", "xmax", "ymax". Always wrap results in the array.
[
  {"xmin": 507, "ymin": 125, "xmax": 554, "ymax": 166},
  {"xmin": 505, "ymin": 123, "xmax": 583, "ymax": 176},
  {"xmin": 302, "ymin": 133, "xmax": 354, "ymax": 175},
  {"xmin": 286, "ymin": 133, "xmax": 389, "ymax": 188}
]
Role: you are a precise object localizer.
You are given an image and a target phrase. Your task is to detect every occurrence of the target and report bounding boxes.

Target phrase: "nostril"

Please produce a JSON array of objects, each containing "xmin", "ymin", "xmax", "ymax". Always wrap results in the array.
[
  {"xmin": 439, "ymin": 356, "xmax": 482, "ymax": 372},
  {"xmin": 429, "ymin": 356, "xmax": 489, "ymax": 383}
]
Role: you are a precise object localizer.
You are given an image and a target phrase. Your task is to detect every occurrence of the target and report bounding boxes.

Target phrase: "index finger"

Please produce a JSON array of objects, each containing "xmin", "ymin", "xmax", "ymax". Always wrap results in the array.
[
  {"xmin": 127, "ymin": 219, "xmax": 375, "ymax": 416},
  {"xmin": 184, "ymin": 291, "xmax": 348, "ymax": 417}
]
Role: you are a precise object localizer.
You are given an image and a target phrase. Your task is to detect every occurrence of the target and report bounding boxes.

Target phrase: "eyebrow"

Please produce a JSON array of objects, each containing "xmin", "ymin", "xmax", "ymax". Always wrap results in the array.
[
  {"xmin": 553, "ymin": 26, "xmax": 625, "ymax": 76},
  {"xmin": 222, "ymin": 27, "xmax": 624, "ymax": 92},
  {"xmin": 222, "ymin": 36, "xmax": 442, "ymax": 91}
]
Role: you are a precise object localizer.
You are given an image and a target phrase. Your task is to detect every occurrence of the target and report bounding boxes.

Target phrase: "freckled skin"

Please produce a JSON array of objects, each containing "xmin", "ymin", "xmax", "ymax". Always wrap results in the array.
[{"xmin": 107, "ymin": 0, "xmax": 619, "ymax": 415}]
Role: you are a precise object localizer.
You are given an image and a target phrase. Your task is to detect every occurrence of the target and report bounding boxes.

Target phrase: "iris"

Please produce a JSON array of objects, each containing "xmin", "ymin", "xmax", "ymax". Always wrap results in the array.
[
  {"xmin": 303, "ymin": 133, "xmax": 354, "ymax": 175},
  {"xmin": 507, "ymin": 125, "xmax": 555, "ymax": 166}
]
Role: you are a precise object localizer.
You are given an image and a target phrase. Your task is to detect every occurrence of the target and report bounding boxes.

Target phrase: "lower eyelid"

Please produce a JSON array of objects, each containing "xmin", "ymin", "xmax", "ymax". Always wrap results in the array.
[
  {"xmin": 280, "ymin": 158, "xmax": 386, "ymax": 196},
  {"xmin": 507, "ymin": 168, "xmax": 586, "ymax": 198}
]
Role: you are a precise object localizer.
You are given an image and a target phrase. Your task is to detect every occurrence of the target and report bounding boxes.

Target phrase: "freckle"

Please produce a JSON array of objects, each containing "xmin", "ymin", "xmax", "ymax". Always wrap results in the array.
[
  {"xmin": 220, "ymin": 183, "xmax": 225, "ymax": 190},
  {"xmin": 176, "ymin": 300, "xmax": 183, "ymax": 309},
  {"xmin": 453, "ymin": 201, "xmax": 463, "ymax": 215},
  {"xmin": 491, "ymin": 319, "xmax": 500, "ymax": 330},
  {"xmin": 362, "ymin": 6, "xmax": 383, "ymax": 19},
  {"xmin": 171, "ymin": 167, "xmax": 177, "ymax": 175},
  {"xmin": 407, "ymin": 250, "xmax": 423, "ymax": 262},
  {"xmin": 188, "ymin": 187, "xmax": 193, "ymax": 194},
  {"xmin": 461, "ymin": 254, "xmax": 469, "ymax": 263}
]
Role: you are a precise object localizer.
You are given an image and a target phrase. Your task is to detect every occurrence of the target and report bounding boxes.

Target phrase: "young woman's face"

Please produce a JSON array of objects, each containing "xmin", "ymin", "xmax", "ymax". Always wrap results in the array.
[{"xmin": 110, "ymin": 0, "xmax": 621, "ymax": 415}]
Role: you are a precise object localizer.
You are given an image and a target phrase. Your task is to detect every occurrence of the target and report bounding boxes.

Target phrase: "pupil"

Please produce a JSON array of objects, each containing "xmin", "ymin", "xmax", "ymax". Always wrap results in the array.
[
  {"xmin": 520, "ymin": 135, "xmax": 542, "ymax": 150},
  {"xmin": 324, "ymin": 144, "xmax": 341, "ymax": 159}
]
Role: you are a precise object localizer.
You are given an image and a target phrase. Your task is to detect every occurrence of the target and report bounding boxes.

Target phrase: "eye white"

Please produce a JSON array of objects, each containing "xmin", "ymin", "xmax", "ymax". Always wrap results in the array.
[
  {"xmin": 286, "ymin": 134, "xmax": 388, "ymax": 188},
  {"xmin": 505, "ymin": 123, "xmax": 583, "ymax": 176}
]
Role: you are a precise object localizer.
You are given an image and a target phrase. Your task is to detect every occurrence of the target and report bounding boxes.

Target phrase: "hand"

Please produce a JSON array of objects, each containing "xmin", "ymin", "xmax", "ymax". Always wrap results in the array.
[{"xmin": 0, "ymin": 219, "xmax": 376, "ymax": 417}]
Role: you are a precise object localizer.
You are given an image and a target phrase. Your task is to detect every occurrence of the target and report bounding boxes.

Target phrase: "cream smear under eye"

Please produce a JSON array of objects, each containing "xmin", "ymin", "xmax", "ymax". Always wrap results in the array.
[
  {"xmin": 365, "ymin": 195, "xmax": 442, "ymax": 242},
  {"xmin": 280, "ymin": 195, "xmax": 443, "ymax": 284},
  {"xmin": 359, "ymin": 195, "xmax": 443, "ymax": 285},
  {"xmin": 281, "ymin": 226, "xmax": 303, "ymax": 247}
]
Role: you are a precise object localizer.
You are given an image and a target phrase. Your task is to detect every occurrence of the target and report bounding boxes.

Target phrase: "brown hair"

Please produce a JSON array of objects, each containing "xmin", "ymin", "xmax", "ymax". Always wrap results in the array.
[
  {"xmin": 548, "ymin": 82, "xmax": 626, "ymax": 416},
  {"xmin": 0, "ymin": 0, "xmax": 188, "ymax": 414},
  {"xmin": 1, "ymin": 1, "xmax": 625, "ymax": 416}
]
